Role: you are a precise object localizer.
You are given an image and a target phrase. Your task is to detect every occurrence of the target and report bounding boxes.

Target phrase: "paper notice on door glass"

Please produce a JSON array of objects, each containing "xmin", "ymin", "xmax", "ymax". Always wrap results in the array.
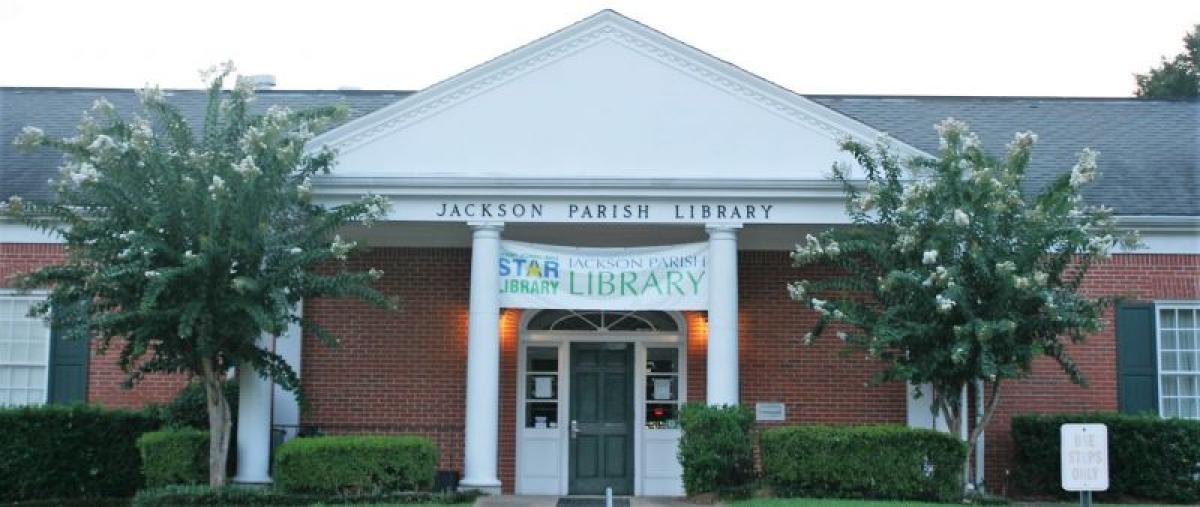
[
  {"xmin": 534, "ymin": 376, "xmax": 553, "ymax": 399},
  {"xmin": 653, "ymin": 378, "xmax": 673, "ymax": 400}
]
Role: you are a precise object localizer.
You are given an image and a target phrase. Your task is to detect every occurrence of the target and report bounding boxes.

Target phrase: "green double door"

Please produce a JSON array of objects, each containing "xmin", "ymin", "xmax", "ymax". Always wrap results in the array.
[{"xmin": 569, "ymin": 342, "xmax": 634, "ymax": 495}]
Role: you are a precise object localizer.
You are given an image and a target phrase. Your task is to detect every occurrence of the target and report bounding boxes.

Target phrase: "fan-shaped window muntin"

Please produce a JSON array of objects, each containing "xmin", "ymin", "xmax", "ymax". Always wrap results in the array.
[{"xmin": 525, "ymin": 310, "xmax": 679, "ymax": 332}]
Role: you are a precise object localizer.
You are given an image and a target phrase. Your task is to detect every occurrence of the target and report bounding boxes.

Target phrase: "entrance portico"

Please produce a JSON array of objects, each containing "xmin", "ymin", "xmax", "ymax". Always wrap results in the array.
[{"xmin": 234, "ymin": 9, "xmax": 931, "ymax": 495}]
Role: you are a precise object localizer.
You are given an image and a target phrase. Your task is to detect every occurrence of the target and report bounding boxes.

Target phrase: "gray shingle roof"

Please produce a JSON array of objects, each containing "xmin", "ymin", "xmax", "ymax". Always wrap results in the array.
[
  {"xmin": 0, "ymin": 87, "xmax": 410, "ymax": 201},
  {"xmin": 811, "ymin": 95, "xmax": 1199, "ymax": 217},
  {"xmin": 2, "ymin": 88, "xmax": 1196, "ymax": 216}
]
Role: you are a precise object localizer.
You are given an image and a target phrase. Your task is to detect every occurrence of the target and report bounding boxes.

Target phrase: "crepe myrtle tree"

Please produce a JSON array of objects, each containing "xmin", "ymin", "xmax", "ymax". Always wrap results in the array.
[
  {"xmin": 4, "ymin": 63, "xmax": 394, "ymax": 487},
  {"xmin": 788, "ymin": 119, "xmax": 1140, "ymax": 493}
]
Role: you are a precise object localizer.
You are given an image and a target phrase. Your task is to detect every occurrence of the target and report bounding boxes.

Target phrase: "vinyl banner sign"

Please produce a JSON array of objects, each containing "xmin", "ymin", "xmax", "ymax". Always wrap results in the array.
[{"xmin": 498, "ymin": 241, "xmax": 708, "ymax": 310}]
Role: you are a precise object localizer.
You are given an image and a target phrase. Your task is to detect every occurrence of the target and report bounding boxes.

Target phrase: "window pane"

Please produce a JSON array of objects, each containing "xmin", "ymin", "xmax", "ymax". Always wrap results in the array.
[
  {"xmin": 646, "ymin": 375, "xmax": 678, "ymax": 402},
  {"xmin": 527, "ymin": 346, "xmax": 558, "ymax": 372},
  {"xmin": 645, "ymin": 403, "xmax": 679, "ymax": 429},
  {"xmin": 1163, "ymin": 376, "xmax": 1178, "ymax": 396},
  {"xmin": 1179, "ymin": 310, "xmax": 1196, "ymax": 329},
  {"xmin": 1181, "ymin": 352, "xmax": 1198, "ymax": 372},
  {"xmin": 526, "ymin": 402, "xmax": 558, "ymax": 428},
  {"xmin": 1161, "ymin": 309, "xmax": 1177, "ymax": 328},
  {"xmin": 1163, "ymin": 351, "xmax": 1178, "ymax": 371},
  {"xmin": 1180, "ymin": 375, "xmax": 1197, "ymax": 397},
  {"xmin": 1181, "ymin": 330, "xmax": 1197, "ymax": 352},
  {"xmin": 646, "ymin": 348, "xmax": 678, "ymax": 373},
  {"xmin": 1162, "ymin": 330, "xmax": 1178, "ymax": 350},
  {"xmin": 1181, "ymin": 398, "xmax": 1197, "ymax": 419},
  {"xmin": 1164, "ymin": 398, "xmax": 1178, "ymax": 418},
  {"xmin": 526, "ymin": 374, "xmax": 558, "ymax": 400}
]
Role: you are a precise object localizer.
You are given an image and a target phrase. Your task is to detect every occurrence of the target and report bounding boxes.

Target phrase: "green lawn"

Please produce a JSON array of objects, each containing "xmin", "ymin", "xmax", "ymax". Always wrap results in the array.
[
  {"xmin": 729, "ymin": 499, "xmax": 953, "ymax": 507},
  {"xmin": 316, "ymin": 504, "xmax": 474, "ymax": 507},
  {"xmin": 315, "ymin": 504, "xmax": 474, "ymax": 507},
  {"xmin": 729, "ymin": 500, "xmax": 1175, "ymax": 507}
]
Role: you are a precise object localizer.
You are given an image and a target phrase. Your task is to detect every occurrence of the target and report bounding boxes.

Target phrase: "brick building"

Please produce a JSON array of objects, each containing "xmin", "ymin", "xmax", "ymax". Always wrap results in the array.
[{"xmin": 1, "ymin": 10, "xmax": 1197, "ymax": 497}]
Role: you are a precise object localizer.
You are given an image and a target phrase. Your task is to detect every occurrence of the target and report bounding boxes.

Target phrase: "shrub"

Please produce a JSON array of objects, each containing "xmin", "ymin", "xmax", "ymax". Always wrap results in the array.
[
  {"xmin": 273, "ymin": 435, "xmax": 438, "ymax": 494},
  {"xmin": 677, "ymin": 403, "xmax": 756, "ymax": 497},
  {"xmin": 761, "ymin": 425, "xmax": 965, "ymax": 502},
  {"xmin": 131, "ymin": 484, "xmax": 478, "ymax": 506},
  {"xmin": 0, "ymin": 404, "xmax": 161, "ymax": 501},
  {"xmin": 1012, "ymin": 412, "xmax": 1200, "ymax": 503},
  {"xmin": 138, "ymin": 428, "xmax": 210, "ymax": 487},
  {"xmin": 159, "ymin": 379, "xmax": 238, "ymax": 429},
  {"xmin": 155, "ymin": 379, "xmax": 238, "ymax": 474}
]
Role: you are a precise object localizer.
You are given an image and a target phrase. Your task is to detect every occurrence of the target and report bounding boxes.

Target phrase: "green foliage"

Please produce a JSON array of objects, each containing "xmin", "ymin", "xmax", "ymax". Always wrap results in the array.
[
  {"xmin": 273, "ymin": 435, "xmax": 438, "ymax": 495},
  {"xmin": 677, "ymin": 403, "xmax": 756, "ymax": 497},
  {"xmin": 4, "ymin": 62, "xmax": 396, "ymax": 485},
  {"xmin": 160, "ymin": 378, "xmax": 238, "ymax": 429},
  {"xmin": 790, "ymin": 119, "xmax": 1140, "ymax": 433},
  {"xmin": 137, "ymin": 429, "xmax": 210, "ymax": 487},
  {"xmin": 1012, "ymin": 413, "xmax": 1200, "ymax": 503},
  {"xmin": 131, "ymin": 484, "xmax": 477, "ymax": 506},
  {"xmin": 1135, "ymin": 24, "xmax": 1199, "ymax": 98},
  {"xmin": 4, "ymin": 62, "xmax": 393, "ymax": 393},
  {"xmin": 760, "ymin": 425, "xmax": 965, "ymax": 502},
  {"xmin": 161, "ymin": 379, "xmax": 238, "ymax": 428},
  {"xmin": 0, "ymin": 404, "xmax": 161, "ymax": 501}
]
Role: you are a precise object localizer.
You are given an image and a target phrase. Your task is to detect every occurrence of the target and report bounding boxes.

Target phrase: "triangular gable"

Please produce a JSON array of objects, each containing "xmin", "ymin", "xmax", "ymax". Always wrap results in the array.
[{"xmin": 312, "ymin": 10, "xmax": 926, "ymax": 181}]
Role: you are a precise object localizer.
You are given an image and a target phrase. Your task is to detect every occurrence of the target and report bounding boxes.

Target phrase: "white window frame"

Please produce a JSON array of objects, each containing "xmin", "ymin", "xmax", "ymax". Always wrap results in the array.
[
  {"xmin": 1155, "ymin": 301, "xmax": 1200, "ymax": 420},
  {"xmin": 0, "ymin": 289, "xmax": 52, "ymax": 407}
]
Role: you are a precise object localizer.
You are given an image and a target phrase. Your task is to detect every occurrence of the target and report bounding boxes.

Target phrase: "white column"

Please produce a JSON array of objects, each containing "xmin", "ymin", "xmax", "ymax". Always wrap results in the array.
[
  {"xmin": 234, "ymin": 334, "xmax": 274, "ymax": 484},
  {"xmin": 461, "ymin": 222, "xmax": 504, "ymax": 494},
  {"xmin": 705, "ymin": 224, "xmax": 741, "ymax": 406},
  {"xmin": 273, "ymin": 303, "xmax": 303, "ymax": 441}
]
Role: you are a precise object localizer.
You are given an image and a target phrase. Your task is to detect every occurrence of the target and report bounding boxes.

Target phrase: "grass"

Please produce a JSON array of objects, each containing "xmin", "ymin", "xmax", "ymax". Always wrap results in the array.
[
  {"xmin": 729, "ymin": 499, "xmax": 955, "ymax": 507},
  {"xmin": 729, "ymin": 499, "xmax": 1177, "ymax": 507},
  {"xmin": 313, "ymin": 504, "xmax": 474, "ymax": 506}
]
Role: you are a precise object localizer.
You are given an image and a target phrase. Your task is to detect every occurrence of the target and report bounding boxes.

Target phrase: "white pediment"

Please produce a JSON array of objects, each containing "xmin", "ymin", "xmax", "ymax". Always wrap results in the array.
[{"xmin": 314, "ymin": 10, "xmax": 924, "ymax": 183}]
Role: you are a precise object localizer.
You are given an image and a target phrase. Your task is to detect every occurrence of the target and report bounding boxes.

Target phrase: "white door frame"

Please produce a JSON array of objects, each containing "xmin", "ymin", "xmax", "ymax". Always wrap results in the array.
[{"xmin": 515, "ymin": 311, "xmax": 687, "ymax": 496}]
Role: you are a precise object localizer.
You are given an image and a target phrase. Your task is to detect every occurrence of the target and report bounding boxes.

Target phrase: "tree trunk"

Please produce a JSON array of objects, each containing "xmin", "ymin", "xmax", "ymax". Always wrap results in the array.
[
  {"xmin": 200, "ymin": 358, "xmax": 232, "ymax": 488},
  {"xmin": 962, "ymin": 381, "xmax": 1003, "ymax": 496}
]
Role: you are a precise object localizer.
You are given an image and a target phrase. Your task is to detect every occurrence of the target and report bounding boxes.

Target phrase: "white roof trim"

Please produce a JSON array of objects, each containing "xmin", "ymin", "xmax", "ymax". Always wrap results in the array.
[{"xmin": 310, "ymin": 9, "xmax": 928, "ymax": 161}]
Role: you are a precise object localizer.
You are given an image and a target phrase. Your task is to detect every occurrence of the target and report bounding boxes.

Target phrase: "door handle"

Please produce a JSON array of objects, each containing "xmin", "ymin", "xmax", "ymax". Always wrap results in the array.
[{"xmin": 570, "ymin": 420, "xmax": 579, "ymax": 439}]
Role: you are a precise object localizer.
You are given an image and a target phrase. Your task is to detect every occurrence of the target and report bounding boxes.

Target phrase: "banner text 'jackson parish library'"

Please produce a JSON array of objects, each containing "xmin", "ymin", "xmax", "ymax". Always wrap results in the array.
[{"xmin": 497, "ymin": 241, "xmax": 709, "ymax": 310}]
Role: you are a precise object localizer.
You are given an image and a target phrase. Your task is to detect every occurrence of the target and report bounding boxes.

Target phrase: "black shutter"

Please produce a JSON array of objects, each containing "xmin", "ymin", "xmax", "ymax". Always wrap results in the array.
[
  {"xmin": 47, "ymin": 304, "xmax": 89, "ymax": 404},
  {"xmin": 1116, "ymin": 303, "xmax": 1158, "ymax": 415}
]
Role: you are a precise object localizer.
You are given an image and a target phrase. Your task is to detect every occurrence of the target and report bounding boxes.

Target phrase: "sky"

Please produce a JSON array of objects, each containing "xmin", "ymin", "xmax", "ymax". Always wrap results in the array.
[{"xmin": 1, "ymin": 0, "xmax": 1197, "ymax": 97}]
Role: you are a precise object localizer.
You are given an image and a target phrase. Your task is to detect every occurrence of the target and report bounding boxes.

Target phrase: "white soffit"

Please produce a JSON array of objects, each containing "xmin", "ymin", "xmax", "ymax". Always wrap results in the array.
[{"xmin": 312, "ymin": 10, "xmax": 926, "ymax": 183}]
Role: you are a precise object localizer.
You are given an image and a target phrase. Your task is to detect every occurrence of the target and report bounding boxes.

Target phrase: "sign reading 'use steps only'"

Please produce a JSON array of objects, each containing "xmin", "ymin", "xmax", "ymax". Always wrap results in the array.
[{"xmin": 1061, "ymin": 423, "xmax": 1109, "ymax": 492}]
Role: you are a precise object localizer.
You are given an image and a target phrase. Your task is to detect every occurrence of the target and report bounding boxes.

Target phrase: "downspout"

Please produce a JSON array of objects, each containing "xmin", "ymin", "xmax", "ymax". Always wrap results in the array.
[{"xmin": 975, "ymin": 380, "xmax": 986, "ymax": 489}]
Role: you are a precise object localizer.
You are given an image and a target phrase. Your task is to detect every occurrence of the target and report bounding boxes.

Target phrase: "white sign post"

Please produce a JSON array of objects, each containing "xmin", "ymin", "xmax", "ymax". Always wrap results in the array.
[{"xmin": 1061, "ymin": 423, "xmax": 1108, "ymax": 507}]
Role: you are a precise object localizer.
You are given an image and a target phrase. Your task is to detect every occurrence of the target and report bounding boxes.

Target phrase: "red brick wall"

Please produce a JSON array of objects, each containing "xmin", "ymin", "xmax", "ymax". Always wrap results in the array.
[
  {"xmin": 8, "ymin": 240, "xmax": 1198, "ymax": 493},
  {"xmin": 87, "ymin": 338, "xmax": 189, "ymax": 408},
  {"xmin": 740, "ymin": 251, "xmax": 906, "ymax": 427},
  {"xmin": 300, "ymin": 248, "xmax": 474, "ymax": 477},
  {"xmin": 983, "ymin": 254, "xmax": 1200, "ymax": 493},
  {"xmin": 0, "ymin": 243, "xmax": 63, "ymax": 285},
  {"xmin": 1, "ymin": 243, "xmax": 185, "ymax": 408}
]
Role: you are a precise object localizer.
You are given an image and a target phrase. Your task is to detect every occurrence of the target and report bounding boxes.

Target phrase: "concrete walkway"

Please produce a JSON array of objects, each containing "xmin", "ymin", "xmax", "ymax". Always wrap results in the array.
[{"xmin": 476, "ymin": 496, "xmax": 717, "ymax": 507}]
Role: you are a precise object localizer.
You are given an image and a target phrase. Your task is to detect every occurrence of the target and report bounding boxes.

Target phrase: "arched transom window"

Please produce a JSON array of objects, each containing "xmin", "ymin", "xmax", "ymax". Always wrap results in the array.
[{"xmin": 525, "ymin": 310, "xmax": 679, "ymax": 332}]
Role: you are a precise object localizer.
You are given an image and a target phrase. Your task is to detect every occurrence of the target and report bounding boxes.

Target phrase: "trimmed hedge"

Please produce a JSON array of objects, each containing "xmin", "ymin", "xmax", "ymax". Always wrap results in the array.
[
  {"xmin": 761, "ymin": 425, "xmax": 966, "ymax": 502},
  {"xmin": 131, "ymin": 485, "xmax": 478, "ymax": 506},
  {"xmin": 273, "ymin": 435, "xmax": 438, "ymax": 494},
  {"xmin": 677, "ymin": 403, "xmax": 756, "ymax": 497},
  {"xmin": 137, "ymin": 428, "xmax": 210, "ymax": 487},
  {"xmin": 1012, "ymin": 412, "xmax": 1200, "ymax": 503},
  {"xmin": 0, "ymin": 404, "xmax": 161, "ymax": 501}
]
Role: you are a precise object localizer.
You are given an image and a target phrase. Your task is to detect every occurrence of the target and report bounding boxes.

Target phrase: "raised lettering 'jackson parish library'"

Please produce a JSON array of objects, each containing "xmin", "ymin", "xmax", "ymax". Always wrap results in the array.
[{"xmin": 1, "ymin": 10, "xmax": 1198, "ymax": 497}]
